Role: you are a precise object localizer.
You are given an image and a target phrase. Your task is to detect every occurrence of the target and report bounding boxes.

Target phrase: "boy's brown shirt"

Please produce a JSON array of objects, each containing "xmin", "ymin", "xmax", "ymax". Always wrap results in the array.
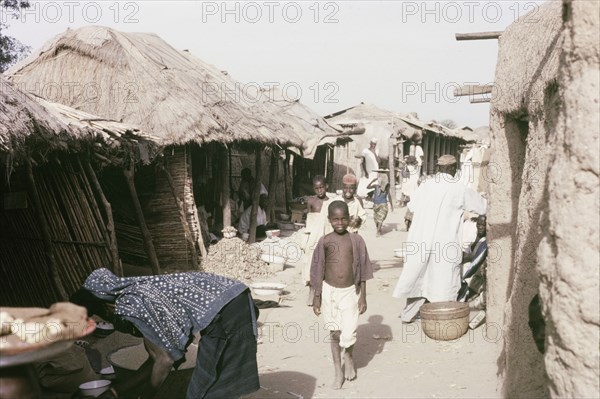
[{"xmin": 310, "ymin": 232, "xmax": 373, "ymax": 296}]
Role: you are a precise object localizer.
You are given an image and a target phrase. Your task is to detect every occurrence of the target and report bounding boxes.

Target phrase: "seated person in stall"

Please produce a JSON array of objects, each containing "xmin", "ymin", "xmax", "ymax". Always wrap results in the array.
[
  {"xmin": 304, "ymin": 175, "xmax": 333, "ymax": 305},
  {"xmin": 71, "ymin": 268, "xmax": 260, "ymax": 399},
  {"xmin": 238, "ymin": 168, "xmax": 268, "ymax": 210},
  {"xmin": 457, "ymin": 215, "xmax": 488, "ymax": 309},
  {"xmin": 238, "ymin": 194, "xmax": 276, "ymax": 239}
]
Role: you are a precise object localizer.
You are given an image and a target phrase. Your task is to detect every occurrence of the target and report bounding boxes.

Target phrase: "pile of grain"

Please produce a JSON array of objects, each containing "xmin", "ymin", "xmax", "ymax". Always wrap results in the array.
[{"xmin": 202, "ymin": 237, "xmax": 272, "ymax": 281}]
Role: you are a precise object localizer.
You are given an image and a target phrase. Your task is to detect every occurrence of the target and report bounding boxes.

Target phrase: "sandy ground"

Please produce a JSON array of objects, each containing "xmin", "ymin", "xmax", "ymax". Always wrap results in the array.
[
  {"xmin": 60, "ymin": 206, "xmax": 501, "ymax": 399},
  {"xmin": 245, "ymin": 206, "xmax": 501, "ymax": 399}
]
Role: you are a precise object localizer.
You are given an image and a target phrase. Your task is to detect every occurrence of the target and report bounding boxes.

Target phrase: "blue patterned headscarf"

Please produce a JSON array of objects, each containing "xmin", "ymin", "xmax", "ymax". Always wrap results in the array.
[{"xmin": 83, "ymin": 268, "xmax": 247, "ymax": 361}]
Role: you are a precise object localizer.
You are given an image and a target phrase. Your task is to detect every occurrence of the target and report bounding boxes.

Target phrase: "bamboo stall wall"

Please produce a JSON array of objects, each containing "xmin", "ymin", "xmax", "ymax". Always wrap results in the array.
[
  {"xmin": 332, "ymin": 141, "xmax": 360, "ymax": 191},
  {"xmin": 142, "ymin": 146, "xmax": 197, "ymax": 271},
  {"xmin": 0, "ymin": 158, "xmax": 112, "ymax": 306}
]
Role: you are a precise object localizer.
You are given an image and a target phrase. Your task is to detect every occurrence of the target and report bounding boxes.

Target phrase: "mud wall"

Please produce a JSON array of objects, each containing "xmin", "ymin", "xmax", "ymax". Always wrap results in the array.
[
  {"xmin": 538, "ymin": 0, "xmax": 600, "ymax": 397},
  {"xmin": 487, "ymin": 1, "xmax": 599, "ymax": 397}
]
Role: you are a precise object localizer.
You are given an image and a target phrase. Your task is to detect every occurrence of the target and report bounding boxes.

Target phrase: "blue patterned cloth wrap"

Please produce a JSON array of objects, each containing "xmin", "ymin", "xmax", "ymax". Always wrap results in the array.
[{"xmin": 83, "ymin": 268, "xmax": 247, "ymax": 361}]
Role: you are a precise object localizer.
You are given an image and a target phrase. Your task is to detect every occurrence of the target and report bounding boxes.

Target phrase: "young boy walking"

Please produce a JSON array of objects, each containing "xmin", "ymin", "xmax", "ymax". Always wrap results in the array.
[
  {"xmin": 304, "ymin": 175, "xmax": 332, "ymax": 306},
  {"xmin": 310, "ymin": 201, "xmax": 373, "ymax": 389},
  {"xmin": 367, "ymin": 173, "xmax": 393, "ymax": 237}
]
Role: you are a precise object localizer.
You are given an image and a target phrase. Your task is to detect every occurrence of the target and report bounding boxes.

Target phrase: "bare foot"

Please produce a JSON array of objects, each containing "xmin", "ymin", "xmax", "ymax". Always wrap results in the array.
[
  {"xmin": 332, "ymin": 369, "xmax": 344, "ymax": 389},
  {"xmin": 344, "ymin": 352, "xmax": 356, "ymax": 380}
]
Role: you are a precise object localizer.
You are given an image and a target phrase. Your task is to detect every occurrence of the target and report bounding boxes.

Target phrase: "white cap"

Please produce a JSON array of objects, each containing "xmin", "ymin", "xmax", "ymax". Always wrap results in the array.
[{"xmin": 369, "ymin": 137, "xmax": 378, "ymax": 144}]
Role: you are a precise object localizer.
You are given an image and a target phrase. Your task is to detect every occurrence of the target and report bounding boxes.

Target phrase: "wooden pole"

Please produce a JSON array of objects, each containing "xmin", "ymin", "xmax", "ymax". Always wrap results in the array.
[
  {"xmin": 284, "ymin": 150, "xmax": 292, "ymax": 213},
  {"xmin": 388, "ymin": 121, "xmax": 396, "ymax": 207},
  {"xmin": 158, "ymin": 163, "xmax": 200, "ymax": 270},
  {"xmin": 326, "ymin": 146, "xmax": 334, "ymax": 186},
  {"xmin": 123, "ymin": 161, "xmax": 161, "ymax": 275},
  {"xmin": 265, "ymin": 148, "xmax": 279, "ymax": 223},
  {"xmin": 470, "ymin": 97, "xmax": 491, "ymax": 103},
  {"xmin": 455, "ymin": 31, "xmax": 502, "ymax": 41},
  {"xmin": 453, "ymin": 85, "xmax": 493, "ymax": 97},
  {"xmin": 26, "ymin": 161, "xmax": 68, "ymax": 301},
  {"xmin": 82, "ymin": 158, "xmax": 122, "ymax": 276},
  {"xmin": 221, "ymin": 145, "xmax": 231, "ymax": 228},
  {"xmin": 248, "ymin": 146, "xmax": 262, "ymax": 244}
]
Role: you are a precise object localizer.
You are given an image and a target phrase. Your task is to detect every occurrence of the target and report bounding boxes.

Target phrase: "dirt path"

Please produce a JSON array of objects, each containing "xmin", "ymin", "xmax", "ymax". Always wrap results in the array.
[{"xmin": 246, "ymin": 207, "xmax": 501, "ymax": 399}]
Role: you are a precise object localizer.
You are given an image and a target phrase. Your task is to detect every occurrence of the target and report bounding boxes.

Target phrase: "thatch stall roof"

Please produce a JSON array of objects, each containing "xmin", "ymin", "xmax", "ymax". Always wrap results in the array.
[
  {"xmin": 251, "ymin": 86, "xmax": 343, "ymax": 158},
  {"xmin": 1, "ymin": 75, "xmax": 157, "ymax": 168},
  {"xmin": 457, "ymin": 126, "xmax": 491, "ymax": 145},
  {"xmin": 7, "ymin": 26, "xmax": 328, "ymax": 149},
  {"xmin": 492, "ymin": 1, "xmax": 562, "ymax": 115},
  {"xmin": 324, "ymin": 103, "xmax": 467, "ymax": 158}
]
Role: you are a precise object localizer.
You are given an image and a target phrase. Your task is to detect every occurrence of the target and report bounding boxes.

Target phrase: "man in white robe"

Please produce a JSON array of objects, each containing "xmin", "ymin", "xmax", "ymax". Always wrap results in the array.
[
  {"xmin": 238, "ymin": 194, "xmax": 268, "ymax": 235},
  {"xmin": 392, "ymin": 155, "xmax": 487, "ymax": 322}
]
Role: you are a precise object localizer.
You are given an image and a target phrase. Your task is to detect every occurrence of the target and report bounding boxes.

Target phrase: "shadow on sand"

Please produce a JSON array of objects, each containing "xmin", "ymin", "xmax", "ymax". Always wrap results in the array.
[
  {"xmin": 245, "ymin": 371, "xmax": 317, "ymax": 399},
  {"xmin": 354, "ymin": 315, "xmax": 393, "ymax": 369}
]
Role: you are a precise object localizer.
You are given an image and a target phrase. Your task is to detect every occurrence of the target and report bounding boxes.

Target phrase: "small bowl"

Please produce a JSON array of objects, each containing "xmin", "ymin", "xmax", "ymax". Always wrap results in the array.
[
  {"xmin": 278, "ymin": 222, "xmax": 294, "ymax": 230},
  {"xmin": 279, "ymin": 214, "xmax": 291, "ymax": 221},
  {"xmin": 266, "ymin": 229, "xmax": 281, "ymax": 238},
  {"xmin": 394, "ymin": 248, "xmax": 405, "ymax": 259},
  {"xmin": 251, "ymin": 282, "xmax": 286, "ymax": 296},
  {"xmin": 293, "ymin": 222, "xmax": 306, "ymax": 230},
  {"xmin": 94, "ymin": 321, "xmax": 114, "ymax": 337},
  {"xmin": 79, "ymin": 380, "xmax": 111, "ymax": 397},
  {"xmin": 100, "ymin": 366, "xmax": 115, "ymax": 376}
]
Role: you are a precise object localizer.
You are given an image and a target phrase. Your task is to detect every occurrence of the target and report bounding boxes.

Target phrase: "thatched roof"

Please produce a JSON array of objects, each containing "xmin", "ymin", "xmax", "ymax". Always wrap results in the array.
[
  {"xmin": 7, "ymin": 26, "xmax": 329, "ymax": 150},
  {"xmin": 493, "ymin": 2, "xmax": 562, "ymax": 115},
  {"xmin": 458, "ymin": 126, "xmax": 491, "ymax": 145},
  {"xmin": 0, "ymin": 75, "xmax": 157, "ymax": 167},
  {"xmin": 252, "ymin": 86, "xmax": 342, "ymax": 158},
  {"xmin": 325, "ymin": 103, "xmax": 418, "ymax": 156},
  {"xmin": 324, "ymin": 103, "xmax": 466, "ymax": 157}
]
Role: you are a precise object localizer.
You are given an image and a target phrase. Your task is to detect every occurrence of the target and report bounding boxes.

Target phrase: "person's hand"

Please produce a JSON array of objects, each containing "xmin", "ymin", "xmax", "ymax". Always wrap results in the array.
[
  {"xmin": 313, "ymin": 295, "xmax": 321, "ymax": 316},
  {"xmin": 358, "ymin": 296, "xmax": 367, "ymax": 314}
]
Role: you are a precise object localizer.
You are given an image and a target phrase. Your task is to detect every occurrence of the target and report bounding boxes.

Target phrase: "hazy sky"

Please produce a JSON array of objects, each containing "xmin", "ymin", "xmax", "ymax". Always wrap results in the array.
[{"xmin": 4, "ymin": 1, "xmax": 545, "ymax": 127}]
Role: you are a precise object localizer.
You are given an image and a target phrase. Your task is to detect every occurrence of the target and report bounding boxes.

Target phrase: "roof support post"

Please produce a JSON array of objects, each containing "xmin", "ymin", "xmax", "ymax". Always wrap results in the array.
[
  {"xmin": 248, "ymin": 146, "xmax": 263, "ymax": 244},
  {"xmin": 284, "ymin": 150, "xmax": 292, "ymax": 214},
  {"xmin": 221, "ymin": 144, "xmax": 232, "ymax": 228},
  {"xmin": 123, "ymin": 160, "xmax": 161, "ymax": 275},
  {"xmin": 265, "ymin": 148, "xmax": 279, "ymax": 224},
  {"xmin": 82, "ymin": 157, "xmax": 122, "ymax": 277},
  {"xmin": 388, "ymin": 134, "xmax": 396, "ymax": 206}
]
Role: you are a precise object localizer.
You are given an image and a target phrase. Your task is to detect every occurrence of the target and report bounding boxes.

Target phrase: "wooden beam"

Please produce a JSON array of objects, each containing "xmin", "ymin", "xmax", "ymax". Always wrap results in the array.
[
  {"xmin": 454, "ymin": 85, "xmax": 493, "ymax": 97},
  {"xmin": 265, "ymin": 149, "xmax": 279, "ymax": 223},
  {"xmin": 248, "ymin": 147, "xmax": 262, "ymax": 244},
  {"xmin": 26, "ymin": 161, "xmax": 68, "ymax": 301},
  {"xmin": 82, "ymin": 158, "xmax": 122, "ymax": 277},
  {"xmin": 470, "ymin": 97, "xmax": 491, "ymax": 103},
  {"xmin": 283, "ymin": 150, "xmax": 291, "ymax": 214},
  {"xmin": 455, "ymin": 31, "xmax": 503, "ymax": 41},
  {"xmin": 388, "ymin": 136, "xmax": 396, "ymax": 206},
  {"xmin": 123, "ymin": 161, "xmax": 160, "ymax": 275},
  {"xmin": 221, "ymin": 145, "xmax": 231, "ymax": 228}
]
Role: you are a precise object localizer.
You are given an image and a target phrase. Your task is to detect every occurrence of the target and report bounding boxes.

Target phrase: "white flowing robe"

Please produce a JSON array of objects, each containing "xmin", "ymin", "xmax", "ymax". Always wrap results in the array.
[{"xmin": 392, "ymin": 173, "xmax": 487, "ymax": 302}]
